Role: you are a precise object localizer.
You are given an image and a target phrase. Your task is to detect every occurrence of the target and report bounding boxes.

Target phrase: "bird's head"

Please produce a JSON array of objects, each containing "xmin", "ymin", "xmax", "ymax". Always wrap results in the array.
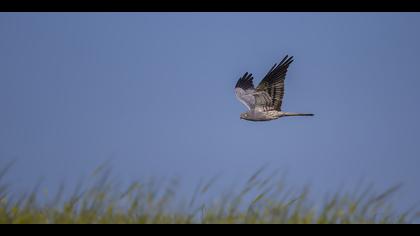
[{"xmin": 240, "ymin": 112, "xmax": 250, "ymax": 120}]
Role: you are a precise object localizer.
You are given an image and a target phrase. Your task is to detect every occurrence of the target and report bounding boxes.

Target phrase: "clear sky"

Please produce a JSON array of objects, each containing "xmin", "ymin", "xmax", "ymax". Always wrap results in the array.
[{"xmin": 1, "ymin": 13, "xmax": 420, "ymax": 210}]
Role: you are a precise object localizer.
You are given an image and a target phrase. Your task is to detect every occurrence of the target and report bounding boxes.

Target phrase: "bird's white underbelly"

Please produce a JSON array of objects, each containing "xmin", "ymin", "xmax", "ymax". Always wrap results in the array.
[
  {"xmin": 265, "ymin": 110, "xmax": 283, "ymax": 118},
  {"xmin": 250, "ymin": 110, "xmax": 283, "ymax": 121}
]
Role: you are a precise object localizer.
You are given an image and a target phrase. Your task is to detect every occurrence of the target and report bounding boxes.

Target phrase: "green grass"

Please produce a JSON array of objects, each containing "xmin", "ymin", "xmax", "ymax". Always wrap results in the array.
[{"xmin": 0, "ymin": 163, "xmax": 418, "ymax": 224}]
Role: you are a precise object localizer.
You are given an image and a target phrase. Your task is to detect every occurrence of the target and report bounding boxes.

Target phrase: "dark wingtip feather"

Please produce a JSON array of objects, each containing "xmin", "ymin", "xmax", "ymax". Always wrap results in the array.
[
  {"xmin": 235, "ymin": 72, "xmax": 254, "ymax": 90},
  {"xmin": 283, "ymin": 55, "xmax": 294, "ymax": 65}
]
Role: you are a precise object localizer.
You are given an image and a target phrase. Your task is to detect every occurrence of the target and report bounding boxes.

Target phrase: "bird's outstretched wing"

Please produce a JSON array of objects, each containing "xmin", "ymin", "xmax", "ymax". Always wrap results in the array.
[
  {"xmin": 255, "ymin": 55, "xmax": 294, "ymax": 111},
  {"xmin": 234, "ymin": 72, "xmax": 256, "ymax": 110},
  {"xmin": 235, "ymin": 72, "xmax": 274, "ymax": 111}
]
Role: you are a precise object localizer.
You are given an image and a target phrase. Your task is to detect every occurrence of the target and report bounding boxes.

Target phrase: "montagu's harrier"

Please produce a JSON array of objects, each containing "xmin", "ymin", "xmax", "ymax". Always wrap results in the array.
[{"xmin": 235, "ymin": 55, "xmax": 314, "ymax": 121}]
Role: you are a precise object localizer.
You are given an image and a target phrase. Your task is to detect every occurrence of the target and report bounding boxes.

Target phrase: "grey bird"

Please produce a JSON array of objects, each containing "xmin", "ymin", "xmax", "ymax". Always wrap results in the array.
[{"xmin": 235, "ymin": 55, "xmax": 314, "ymax": 121}]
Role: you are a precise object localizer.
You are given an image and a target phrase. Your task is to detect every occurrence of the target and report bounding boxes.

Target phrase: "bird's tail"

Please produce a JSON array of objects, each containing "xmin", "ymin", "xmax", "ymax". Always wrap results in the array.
[{"xmin": 283, "ymin": 112, "xmax": 314, "ymax": 117}]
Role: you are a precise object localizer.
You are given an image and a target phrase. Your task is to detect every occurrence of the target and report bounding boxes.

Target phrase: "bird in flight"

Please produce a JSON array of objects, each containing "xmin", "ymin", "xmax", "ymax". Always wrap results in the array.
[{"xmin": 235, "ymin": 55, "xmax": 314, "ymax": 122}]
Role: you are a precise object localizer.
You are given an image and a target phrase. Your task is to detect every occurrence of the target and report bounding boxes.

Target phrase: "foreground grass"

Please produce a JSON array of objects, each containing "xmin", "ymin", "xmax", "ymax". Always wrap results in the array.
[{"xmin": 0, "ymin": 164, "xmax": 418, "ymax": 224}]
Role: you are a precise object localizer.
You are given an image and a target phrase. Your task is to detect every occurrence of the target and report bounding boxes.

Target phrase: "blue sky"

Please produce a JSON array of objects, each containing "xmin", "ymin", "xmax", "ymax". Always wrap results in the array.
[{"xmin": 1, "ymin": 13, "xmax": 420, "ymax": 210}]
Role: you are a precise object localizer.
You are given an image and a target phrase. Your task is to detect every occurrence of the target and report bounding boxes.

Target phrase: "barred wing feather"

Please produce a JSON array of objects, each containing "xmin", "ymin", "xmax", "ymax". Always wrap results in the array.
[{"xmin": 255, "ymin": 55, "xmax": 294, "ymax": 111}]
